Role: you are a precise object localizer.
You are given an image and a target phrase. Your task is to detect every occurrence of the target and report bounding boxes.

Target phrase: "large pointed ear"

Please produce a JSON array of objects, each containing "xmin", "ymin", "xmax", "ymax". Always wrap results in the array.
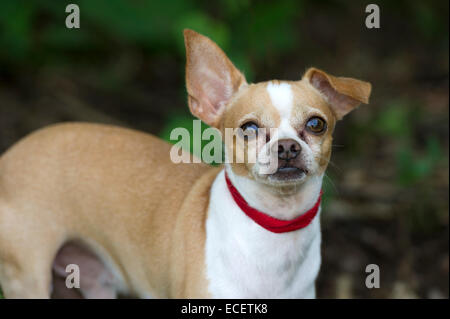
[
  {"xmin": 184, "ymin": 29, "xmax": 247, "ymax": 127},
  {"xmin": 303, "ymin": 67, "xmax": 372, "ymax": 120}
]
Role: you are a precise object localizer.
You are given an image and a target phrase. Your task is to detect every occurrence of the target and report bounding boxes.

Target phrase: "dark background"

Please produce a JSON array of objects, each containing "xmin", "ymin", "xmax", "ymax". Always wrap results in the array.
[{"xmin": 0, "ymin": 0, "xmax": 448, "ymax": 298}]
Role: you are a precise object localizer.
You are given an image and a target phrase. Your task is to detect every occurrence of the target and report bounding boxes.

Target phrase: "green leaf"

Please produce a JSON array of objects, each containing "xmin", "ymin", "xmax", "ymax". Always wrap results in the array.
[
  {"xmin": 396, "ymin": 136, "xmax": 442, "ymax": 186},
  {"xmin": 159, "ymin": 114, "xmax": 223, "ymax": 165},
  {"xmin": 0, "ymin": 1, "xmax": 35, "ymax": 61},
  {"xmin": 374, "ymin": 102, "xmax": 412, "ymax": 138}
]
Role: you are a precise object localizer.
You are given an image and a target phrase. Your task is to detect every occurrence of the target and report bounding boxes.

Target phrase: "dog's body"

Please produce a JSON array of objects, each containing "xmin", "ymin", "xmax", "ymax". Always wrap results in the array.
[
  {"xmin": 0, "ymin": 123, "xmax": 217, "ymax": 298},
  {"xmin": 0, "ymin": 30, "xmax": 371, "ymax": 298}
]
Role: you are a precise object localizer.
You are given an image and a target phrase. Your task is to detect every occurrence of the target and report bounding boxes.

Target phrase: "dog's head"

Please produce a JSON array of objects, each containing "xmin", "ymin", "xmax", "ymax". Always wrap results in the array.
[{"xmin": 184, "ymin": 29, "xmax": 371, "ymax": 192}]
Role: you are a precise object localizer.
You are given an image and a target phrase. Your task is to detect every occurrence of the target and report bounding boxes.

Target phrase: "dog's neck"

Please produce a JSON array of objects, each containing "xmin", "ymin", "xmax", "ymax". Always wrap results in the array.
[{"xmin": 224, "ymin": 164, "xmax": 323, "ymax": 220}]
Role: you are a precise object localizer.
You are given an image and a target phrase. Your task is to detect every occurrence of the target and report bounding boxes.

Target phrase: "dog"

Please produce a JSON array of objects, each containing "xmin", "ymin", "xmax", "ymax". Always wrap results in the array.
[{"xmin": 0, "ymin": 30, "xmax": 371, "ymax": 298}]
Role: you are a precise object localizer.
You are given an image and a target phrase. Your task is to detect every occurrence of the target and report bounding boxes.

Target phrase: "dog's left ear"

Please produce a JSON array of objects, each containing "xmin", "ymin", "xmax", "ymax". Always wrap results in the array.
[
  {"xmin": 303, "ymin": 68, "xmax": 372, "ymax": 120},
  {"xmin": 184, "ymin": 29, "xmax": 247, "ymax": 127}
]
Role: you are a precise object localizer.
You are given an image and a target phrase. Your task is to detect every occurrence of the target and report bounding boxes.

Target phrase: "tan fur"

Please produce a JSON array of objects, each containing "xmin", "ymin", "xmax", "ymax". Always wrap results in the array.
[{"xmin": 0, "ymin": 123, "xmax": 218, "ymax": 298}]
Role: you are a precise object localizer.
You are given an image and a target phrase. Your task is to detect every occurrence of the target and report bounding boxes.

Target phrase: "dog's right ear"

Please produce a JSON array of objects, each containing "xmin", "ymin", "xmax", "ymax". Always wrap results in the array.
[
  {"xmin": 303, "ymin": 67, "xmax": 372, "ymax": 120},
  {"xmin": 184, "ymin": 29, "xmax": 247, "ymax": 127}
]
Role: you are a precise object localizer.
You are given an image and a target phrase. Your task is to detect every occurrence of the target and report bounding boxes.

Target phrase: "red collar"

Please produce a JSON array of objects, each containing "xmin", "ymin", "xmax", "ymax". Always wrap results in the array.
[{"xmin": 225, "ymin": 172, "xmax": 322, "ymax": 234}]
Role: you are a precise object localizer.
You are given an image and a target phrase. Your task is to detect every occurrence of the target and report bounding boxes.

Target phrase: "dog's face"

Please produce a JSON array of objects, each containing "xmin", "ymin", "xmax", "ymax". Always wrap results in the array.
[
  {"xmin": 184, "ymin": 30, "xmax": 371, "ymax": 190},
  {"xmin": 220, "ymin": 80, "xmax": 337, "ymax": 187}
]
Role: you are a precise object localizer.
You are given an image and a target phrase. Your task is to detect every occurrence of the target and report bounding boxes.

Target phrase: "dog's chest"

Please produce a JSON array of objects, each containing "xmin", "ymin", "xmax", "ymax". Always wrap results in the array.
[{"xmin": 204, "ymin": 172, "xmax": 321, "ymax": 298}]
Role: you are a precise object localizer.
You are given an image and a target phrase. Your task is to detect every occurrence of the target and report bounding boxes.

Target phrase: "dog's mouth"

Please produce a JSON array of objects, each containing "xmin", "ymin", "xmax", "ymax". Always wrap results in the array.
[{"xmin": 269, "ymin": 166, "xmax": 308, "ymax": 181}]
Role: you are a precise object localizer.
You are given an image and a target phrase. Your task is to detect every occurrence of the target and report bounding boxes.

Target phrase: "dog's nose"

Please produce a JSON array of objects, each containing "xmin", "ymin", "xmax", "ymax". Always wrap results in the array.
[{"xmin": 277, "ymin": 139, "xmax": 301, "ymax": 160}]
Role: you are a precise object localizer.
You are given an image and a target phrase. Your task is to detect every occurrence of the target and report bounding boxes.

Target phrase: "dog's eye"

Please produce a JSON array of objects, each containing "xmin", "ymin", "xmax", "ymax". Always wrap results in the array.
[
  {"xmin": 305, "ymin": 117, "xmax": 327, "ymax": 134},
  {"xmin": 240, "ymin": 122, "xmax": 259, "ymax": 140}
]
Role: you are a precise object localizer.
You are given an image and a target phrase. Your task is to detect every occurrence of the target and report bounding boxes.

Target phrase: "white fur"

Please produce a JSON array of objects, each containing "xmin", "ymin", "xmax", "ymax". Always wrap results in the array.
[
  {"xmin": 267, "ymin": 82, "xmax": 292, "ymax": 117},
  {"xmin": 266, "ymin": 81, "xmax": 296, "ymax": 138},
  {"xmin": 205, "ymin": 169, "xmax": 322, "ymax": 298},
  {"xmin": 204, "ymin": 81, "xmax": 324, "ymax": 298}
]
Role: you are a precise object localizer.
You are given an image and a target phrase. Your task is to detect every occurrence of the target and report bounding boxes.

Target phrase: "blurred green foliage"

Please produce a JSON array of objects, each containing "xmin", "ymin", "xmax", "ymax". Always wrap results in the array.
[
  {"xmin": 0, "ymin": 0, "xmax": 306, "ymax": 79},
  {"xmin": 1, "ymin": 0, "xmax": 447, "ymax": 78},
  {"xmin": 374, "ymin": 100, "xmax": 443, "ymax": 186},
  {"xmin": 347, "ymin": 98, "xmax": 445, "ymax": 187},
  {"xmin": 159, "ymin": 113, "xmax": 223, "ymax": 165},
  {"xmin": 396, "ymin": 136, "xmax": 441, "ymax": 186}
]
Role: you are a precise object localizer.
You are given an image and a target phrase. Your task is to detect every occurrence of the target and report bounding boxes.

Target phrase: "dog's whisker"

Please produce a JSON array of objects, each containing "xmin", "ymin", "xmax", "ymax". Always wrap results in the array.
[
  {"xmin": 324, "ymin": 173, "xmax": 339, "ymax": 195},
  {"xmin": 316, "ymin": 154, "xmax": 342, "ymax": 173}
]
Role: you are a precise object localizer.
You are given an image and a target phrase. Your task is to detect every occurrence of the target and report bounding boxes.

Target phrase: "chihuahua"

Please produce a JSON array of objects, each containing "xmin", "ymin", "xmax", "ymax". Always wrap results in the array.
[{"xmin": 0, "ymin": 30, "xmax": 371, "ymax": 298}]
